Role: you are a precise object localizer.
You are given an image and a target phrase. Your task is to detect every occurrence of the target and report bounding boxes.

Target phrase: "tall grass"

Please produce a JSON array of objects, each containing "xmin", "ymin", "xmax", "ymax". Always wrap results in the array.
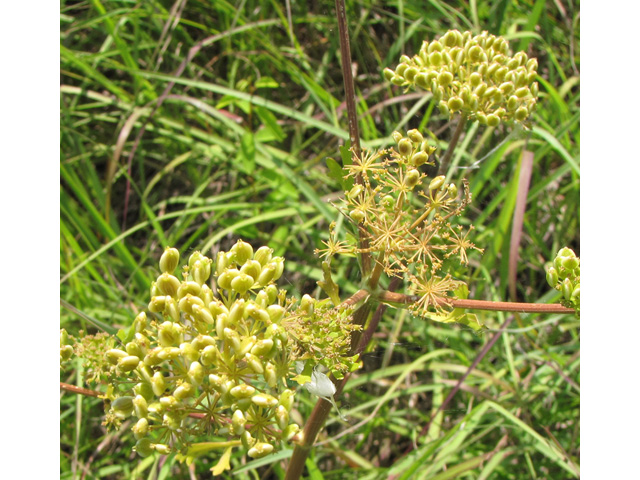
[{"xmin": 60, "ymin": 0, "xmax": 579, "ymax": 478}]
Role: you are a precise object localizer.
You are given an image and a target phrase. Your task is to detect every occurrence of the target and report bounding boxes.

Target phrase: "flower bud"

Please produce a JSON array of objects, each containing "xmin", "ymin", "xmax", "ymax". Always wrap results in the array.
[
  {"xmin": 248, "ymin": 442, "xmax": 274, "ymax": 459},
  {"xmin": 159, "ymin": 247, "xmax": 180, "ymax": 273},
  {"xmin": 133, "ymin": 395, "xmax": 148, "ymax": 419},
  {"xmin": 134, "ymin": 312, "xmax": 147, "ymax": 332},
  {"xmin": 153, "ymin": 443, "xmax": 172, "ymax": 455},
  {"xmin": 428, "ymin": 50, "xmax": 443, "ymax": 66},
  {"xmin": 411, "ymin": 151, "xmax": 429, "ymax": 167},
  {"xmin": 217, "ymin": 269, "xmax": 240, "ymax": 290},
  {"xmin": 397, "ymin": 138, "xmax": 412, "ymax": 157},
  {"xmin": 438, "ymin": 100, "xmax": 450, "ymax": 117},
  {"xmin": 135, "ymin": 438, "xmax": 153, "ymax": 457},
  {"xmin": 148, "ymin": 295, "xmax": 168, "ymax": 313},
  {"xmin": 251, "ymin": 338, "xmax": 274, "ymax": 357},
  {"xmin": 111, "ymin": 396, "xmax": 134, "ymax": 419},
  {"xmin": 265, "ymin": 284, "xmax": 278, "ymax": 304},
  {"xmin": 177, "ymin": 281, "xmax": 201, "ymax": 299},
  {"xmin": 251, "ymin": 393, "xmax": 278, "ymax": 407},
  {"xmin": 241, "ymin": 431, "xmax": 256, "ymax": 450},
  {"xmin": 271, "ymin": 257, "xmax": 285, "ymax": 281},
  {"xmin": 275, "ymin": 405, "xmax": 289, "ymax": 430},
  {"xmin": 231, "ymin": 273, "xmax": 256, "ymax": 295},
  {"xmin": 158, "ymin": 321, "xmax": 182, "ymax": 347},
  {"xmin": 191, "ymin": 303, "xmax": 214, "ymax": 326},
  {"xmin": 404, "ymin": 168, "xmax": 421, "ymax": 188},
  {"xmin": 265, "ymin": 362, "xmax": 277, "ymax": 388},
  {"xmin": 224, "ymin": 327, "xmax": 243, "ymax": 352},
  {"xmin": 515, "ymin": 106, "xmax": 529, "ymax": 122},
  {"xmin": 429, "ymin": 175, "xmax": 446, "ymax": 192},
  {"xmin": 350, "ymin": 208, "xmax": 365, "ymax": 223},
  {"xmin": 232, "ymin": 409, "xmax": 246, "ymax": 435},
  {"xmin": 133, "ymin": 382, "xmax": 154, "ymax": 401},
  {"xmin": 132, "ymin": 418, "xmax": 149, "ymax": 440},
  {"xmin": 178, "ymin": 293, "xmax": 205, "ymax": 316},
  {"xmin": 201, "ymin": 344, "xmax": 219, "ymax": 366},
  {"xmin": 404, "ymin": 66, "xmax": 418, "ymax": 82},
  {"xmin": 158, "ymin": 347, "xmax": 181, "ymax": 361},
  {"xmin": 174, "ymin": 382, "xmax": 195, "ymax": 400},
  {"xmin": 256, "ymin": 264, "xmax": 276, "ymax": 287},
  {"xmin": 486, "ymin": 114, "xmax": 501, "ymax": 127},
  {"xmin": 447, "ymin": 96, "xmax": 464, "ymax": 112},
  {"xmin": 279, "ymin": 389, "xmax": 295, "ymax": 411},
  {"xmin": 188, "ymin": 361, "xmax": 205, "ymax": 386},
  {"xmin": 159, "ymin": 395, "xmax": 178, "ymax": 409},
  {"xmin": 383, "ymin": 67, "xmax": 395, "ymax": 81},
  {"xmin": 546, "ymin": 266, "xmax": 559, "ymax": 288},
  {"xmin": 228, "ymin": 300, "xmax": 245, "ymax": 325},
  {"xmin": 126, "ymin": 341, "xmax": 145, "ymax": 359},
  {"xmin": 117, "ymin": 355, "xmax": 141, "ymax": 373},
  {"xmin": 561, "ymin": 256, "xmax": 579, "ymax": 271},
  {"xmin": 156, "ymin": 273, "xmax": 180, "ymax": 297},
  {"xmin": 143, "ymin": 347, "xmax": 163, "ymax": 366},
  {"xmin": 230, "ymin": 384, "xmax": 256, "ymax": 399},
  {"xmin": 231, "ymin": 240, "xmax": 253, "ymax": 265},
  {"xmin": 392, "ymin": 131, "xmax": 403, "ymax": 143},
  {"xmin": 106, "ymin": 348, "xmax": 128, "ymax": 365},
  {"xmin": 469, "ymin": 71, "xmax": 482, "ymax": 87},
  {"xmin": 216, "ymin": 312, "xmax": 229, "ymax": 339},
  {"xmin": 562, "ymin": 278, "xmax": 573, "ymax": 301},
  {"xmin": 60, "ymin": 345, "xmax": 74, "ymax": 361},
  {"xmin": 427, "ymin": 40, "xmax": 443, "ymax": 53},
  {"xmin": 436, "ymin": 71, "xmax": 453, "ymax": 86},
  {"xmin": 245, "ymin": 352, "xmax": 265, "ymax": 374},
  {"xmin": 151, "ymin": 372, "xmax": 167, "ymax": 397},
  {"xmin": 407, "ymin": 129, "xmax": 423, "ymax": 143},
  {"xmin": 282, "ymin": 423, "xmax": 300, "ymax": 441}
]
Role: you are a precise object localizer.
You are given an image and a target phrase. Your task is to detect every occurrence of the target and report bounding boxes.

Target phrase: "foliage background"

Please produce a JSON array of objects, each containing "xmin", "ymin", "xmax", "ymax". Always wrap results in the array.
[{"xmin": 60, "ymin": 0, "xmax": 580, "ymax": 478}]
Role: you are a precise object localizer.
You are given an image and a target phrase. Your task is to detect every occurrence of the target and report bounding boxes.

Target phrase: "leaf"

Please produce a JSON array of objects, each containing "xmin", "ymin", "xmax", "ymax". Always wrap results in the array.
[
  {"xmin": 255, "ymin": 106, "xmax": 285, "ymax": 141},
  {"xmin": 325, "ymin": 157, "xmax": 345, "ymax": 185},
  {"xmin": 235, "ymin": 132, "xmax": 256, "ymax": 174},
  {"xmin": 116, "ymin": 324, "xmax": 135, "ymax": 343},
  {"xmin": 339, "ymin": 145, "xmax": 354, "ymax": 191},
  {"xmin": 254, "ymin": 76, "xmax": 279, "ymax": 89},
  {"xmin": 210, "ymin": 446, "xmax": 233, "ymax": 476},
  {"xmin": 427, "ymin": 284, "xmax": 485, "ymax": 331}
]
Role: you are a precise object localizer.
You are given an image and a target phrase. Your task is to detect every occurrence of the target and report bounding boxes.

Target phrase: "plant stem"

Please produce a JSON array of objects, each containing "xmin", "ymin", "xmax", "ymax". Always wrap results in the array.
[
  {"xmin": 60, "ymin": 382, "xmax": 102, "ymax": 398},
  {"xmin": 334, "ymin": 0, "xmax": 372, "ymax": 276},
  {"xmin": 377, "ymin": 290, "xmax": 574, "ymax": 314},
  {"xmin": 438, "ymin": 114, "xmax": 468, "ymax": 176},
  {"xmin": 334, "ymin": 0, "xmax": 360, "ymax": 162}
]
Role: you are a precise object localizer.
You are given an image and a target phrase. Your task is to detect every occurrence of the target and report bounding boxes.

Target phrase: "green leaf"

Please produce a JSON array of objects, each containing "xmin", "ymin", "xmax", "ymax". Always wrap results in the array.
[
  {"xmin": 236, "ymin": 132, "xmax": 256, "ymax": 174},
  {"xmin": 255, "ymin": 76, "xmax": 280, "ymax": 89},
  {"xmin": 427, "ymin": 284, "xmax": 485, "ymax": 331},
  {"xmin": 325, "ymin": 157, "xmax": 345, "ymax": 185},
  {"xmin": 255, "ymin": 106, "xmax": 285, "ymax": 141}
]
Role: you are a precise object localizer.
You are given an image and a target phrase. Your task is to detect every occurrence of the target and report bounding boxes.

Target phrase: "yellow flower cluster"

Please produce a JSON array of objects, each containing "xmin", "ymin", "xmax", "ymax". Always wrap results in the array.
[
  {"xmin": 104, "ymin": 241, "xmax": 302, "ymax": 463},
  {"xmin": 384, "ymin": 30, "xmax": 539, "ymax": 126}
]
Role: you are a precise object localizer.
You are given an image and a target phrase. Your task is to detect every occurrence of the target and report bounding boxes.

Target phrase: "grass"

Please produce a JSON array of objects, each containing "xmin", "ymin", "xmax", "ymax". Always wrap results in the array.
[{"xmin": 60, "ymin": 0, "xmax": 579, "ymax": 478}]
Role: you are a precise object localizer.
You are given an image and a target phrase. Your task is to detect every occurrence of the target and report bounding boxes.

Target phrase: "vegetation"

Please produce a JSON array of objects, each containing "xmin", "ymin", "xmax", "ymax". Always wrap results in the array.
[{"xmin": 60, "ymin": 0, "xmax": 580, "ymax": 478}]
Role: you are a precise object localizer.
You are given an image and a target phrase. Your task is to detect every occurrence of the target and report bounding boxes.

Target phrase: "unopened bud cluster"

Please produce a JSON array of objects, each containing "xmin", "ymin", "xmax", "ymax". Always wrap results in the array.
[
  {"xmin": 546, "ymin": 247, "xmax": 580, "ymax": 317},
  {"xmin": 104, "ymin": 242, "xmax": 303, "ymax": 464},
  {"xmin": 384, "ymin": 30, "xmax": 539, "ymax": 126}
]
